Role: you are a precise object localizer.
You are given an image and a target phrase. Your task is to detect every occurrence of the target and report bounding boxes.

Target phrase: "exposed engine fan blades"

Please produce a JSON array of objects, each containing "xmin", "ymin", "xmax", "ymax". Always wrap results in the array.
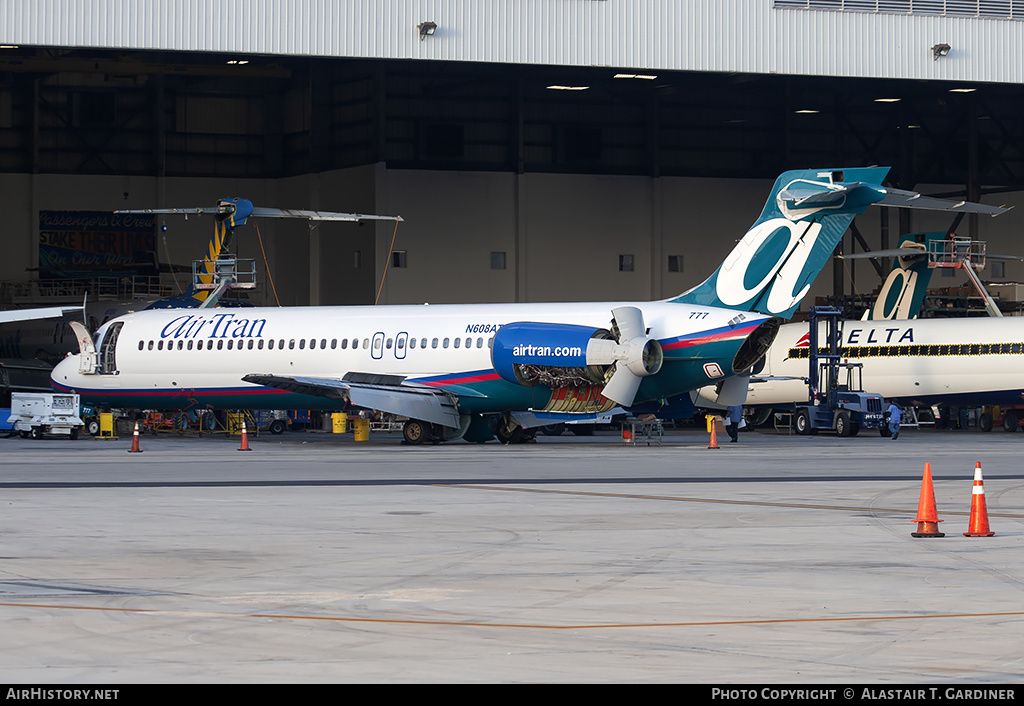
[{"xmin": 597, "ymin": 306, "xmax": 663, "ymax": 407}]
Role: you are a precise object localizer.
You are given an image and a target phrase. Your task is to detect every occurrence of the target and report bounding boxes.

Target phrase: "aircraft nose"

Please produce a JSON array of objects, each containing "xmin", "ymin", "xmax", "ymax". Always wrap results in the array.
[{"xmin": 50, "ymin": 354, "xmax": 77, "ymax": 389}]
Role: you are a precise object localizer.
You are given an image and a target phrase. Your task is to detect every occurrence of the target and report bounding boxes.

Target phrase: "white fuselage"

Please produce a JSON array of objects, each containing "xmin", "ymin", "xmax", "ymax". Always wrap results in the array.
[
  {"xmin": 734, "ymin": 317, "xmax": 1024, "ymax": 408},
  {"xmin": 51, "ymin": 300, "xmax": 770, "ymax": 414}
]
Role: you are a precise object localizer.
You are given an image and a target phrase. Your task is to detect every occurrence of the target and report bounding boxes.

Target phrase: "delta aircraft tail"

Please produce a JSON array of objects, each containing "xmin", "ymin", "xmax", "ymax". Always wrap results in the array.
[{"xmin": 672, "ymin": 167, "xmax": 1007, "ymax": 320}]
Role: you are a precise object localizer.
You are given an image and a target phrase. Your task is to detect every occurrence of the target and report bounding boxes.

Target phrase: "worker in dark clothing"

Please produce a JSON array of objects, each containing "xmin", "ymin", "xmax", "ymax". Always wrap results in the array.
[
  {"xmin": 887, "ymin": 402, "xmax": 902, "ymax": 440},
  {"xmin": 725, "ymin": 405, "xmax": 743, "ymax": 443}
]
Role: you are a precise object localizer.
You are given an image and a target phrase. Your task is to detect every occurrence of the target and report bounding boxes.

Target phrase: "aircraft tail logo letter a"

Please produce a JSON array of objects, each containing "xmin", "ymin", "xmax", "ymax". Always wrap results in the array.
[{"xmin": 673, "ymin": 167, "xmax": 892, "ymax": 320}]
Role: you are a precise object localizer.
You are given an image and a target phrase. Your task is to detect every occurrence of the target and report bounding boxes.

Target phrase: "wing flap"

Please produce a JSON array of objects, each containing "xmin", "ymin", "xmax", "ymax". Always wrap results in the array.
[{"xmin": 241, "ymin": 374, "xmax": 461, "ymax": 428}]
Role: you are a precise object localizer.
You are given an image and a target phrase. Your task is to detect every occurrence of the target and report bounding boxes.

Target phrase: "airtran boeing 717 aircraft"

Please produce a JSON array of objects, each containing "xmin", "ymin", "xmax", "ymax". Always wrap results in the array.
[{"xmin": 50, "ymin": 167, "xmax": 1006, "ymax": 443}]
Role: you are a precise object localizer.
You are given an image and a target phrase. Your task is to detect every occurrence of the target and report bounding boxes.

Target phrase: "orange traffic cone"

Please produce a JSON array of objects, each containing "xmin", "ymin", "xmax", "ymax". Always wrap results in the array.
[
  {"xmin": 964, "ymin": 461, "xmax": 994, "ymax": 537},
  {"xmin": 911, "ymin": 462, "xmax": 944, "ymax": 537},
  {"xmin": 238, "ymin": 419, "xmax": 251, "ymax": 452},
  {"xmin": 128, "ymin": 421, "xmax": 143, "ymax": 453},
  {"xmin": 708, "ymin": 416, "xmax": 720, "ymax": 450}
]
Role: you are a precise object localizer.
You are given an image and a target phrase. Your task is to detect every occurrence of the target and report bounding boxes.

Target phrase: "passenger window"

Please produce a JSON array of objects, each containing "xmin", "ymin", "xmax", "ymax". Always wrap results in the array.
[
  {"xmin": 331, "ymin": 339, "xmax": 337, "ymax": 349},
  {"xmin": 432, "ymin": 338, "xmax": 438, "ymax": 348},
  {"xmin": 374, "ymin": 338, "xmax": 382, "ymax": 351},
  {"xmin": 386, "ymin": 338, "xmax": 393, "ymax": 349},
  {"xmin": 289, "ymin": 340, "xmax": 296, "ymax": 350},
  {"xmin": 187, "ymin": 340, "xmax": 194, "ymax": 350},
  {"xmin": 227, "ymin": 340, "xmax": 234, "ymax": 350},
  {"xmin": 178, "ymin": 340, "xmax": 184, "ymax": 350},
  {"xmin": 363, "ymin": 339, "xmax": 369, "ymax": 349},
  {"xmin": 279, "ymin": 339, "xmax": 285, "ymax": 349},
  {"xmin": 248, "ymin": 340, "xmax": 254, "ymax": 350},
  {"xmin": 409, "ymin": 338, "xmax": 416, "ymax": 349},
  {"xmin": 268, "ymin": 339, "xmax": 275, "ymax": 350},
  {"xmin": 144, "ymin": 341, "xmax": 151, "ymax": 351},
  {"xmin": 443, "ymin": 338, "xmax": 450, "ymax": 349},
  {"xmin": 454, "ymin": 338, "xmax": 461, "ymax": 348},
  {"xmin": 258, "ymin": 339, "xmax": 264, "ymax": 350},
  {"xmin": 157, "ymin": 340, "xmax": 164, "ymax": 350},
  {"xmin": 299, "ymin": 339, "xmax": 305, "ymax": 350},
  {"xmin": 217, "ymin": 340, "xmax": 224, "ymax": 350},
  {"xmin": 341, "ymin": 339, "xmax": 348, "ymax": 350},
  {"xmin": 321, "ymin": 339, "xmax": 327, "ymax": 349},
  {"xmin": 422, "ymin": 338, "xmax": 428, "ymax": 349},
  {"xmin": 465, "ymin": 337, "xmax": 471, "ymax": 348},
  {"xmin": 477, "ymin": 337, "xmax": 483, "ymax": 348}
]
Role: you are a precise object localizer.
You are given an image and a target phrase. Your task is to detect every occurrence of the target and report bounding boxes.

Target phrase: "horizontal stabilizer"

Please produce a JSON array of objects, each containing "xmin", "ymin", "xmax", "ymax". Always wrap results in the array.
[
  {"xmin": 838, "ymin": 248, "xmax": 926, "ymax": 260},
  {"xmin": 0, "ymin": 305, "xmax": 83, "ymax": 324},
  {"xmin": 877, "ymin": 188, "xmax": 1009, "ymax": 216},
  {"xmin": 119, "ymin": 204, "xmax": 402, "ymax": 223},
  {"xmin": 250, "ymin": 208, "xmax": 403, "ymax": 222}
]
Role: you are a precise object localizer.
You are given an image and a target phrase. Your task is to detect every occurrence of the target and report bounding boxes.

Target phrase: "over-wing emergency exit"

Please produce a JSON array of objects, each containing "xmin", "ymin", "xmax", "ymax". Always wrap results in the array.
[{"xmin": 51, "ymin": 167, "xmax": 1007, "ymax": 443}]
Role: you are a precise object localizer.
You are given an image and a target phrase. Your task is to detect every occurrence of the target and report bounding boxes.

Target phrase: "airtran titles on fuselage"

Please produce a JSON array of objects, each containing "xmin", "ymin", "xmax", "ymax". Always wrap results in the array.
[{"xmin": 160, "ymin": 313, "xmax": 267, "ymax": 340}]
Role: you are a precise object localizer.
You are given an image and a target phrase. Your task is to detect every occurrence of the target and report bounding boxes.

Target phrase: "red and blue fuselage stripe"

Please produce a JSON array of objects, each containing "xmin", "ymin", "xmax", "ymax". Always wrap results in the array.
[{"xmin": 659, "ymin": 321, "xmax": 761, "ymax": 352}]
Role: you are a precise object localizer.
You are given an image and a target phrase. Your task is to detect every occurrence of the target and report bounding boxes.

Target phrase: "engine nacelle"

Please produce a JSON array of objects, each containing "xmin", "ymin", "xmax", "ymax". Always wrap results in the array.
[
  {"xmin": 491, "ymin": 322, "xmax": 613, "ymax": 387},
  {"xmin": 491, "ymin": 321, "xmax": 663, "ymax": 393}
]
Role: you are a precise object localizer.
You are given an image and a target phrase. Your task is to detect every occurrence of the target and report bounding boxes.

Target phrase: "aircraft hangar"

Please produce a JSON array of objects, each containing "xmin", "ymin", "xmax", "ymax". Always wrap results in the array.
[{"xmin": 1, "ymin": 0, "xmax": 1024, "ymax": 313}]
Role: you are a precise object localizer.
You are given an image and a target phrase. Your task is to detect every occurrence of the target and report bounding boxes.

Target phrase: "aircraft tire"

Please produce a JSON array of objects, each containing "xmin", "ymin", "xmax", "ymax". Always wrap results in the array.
[
  {"xmin": 403, "ymin": 419, "xmax": 429, "ymax": 445},
  {"xmin": 979, "ymin": 413, "xmax": 993, "ymax": 433},
  {"xmin": 496, "ymin": 424, "xmax": 524, "ymax": 445},
  {"xmin": 1003, "ymin": 411, "xmax": 1018, "ymax": 432}
]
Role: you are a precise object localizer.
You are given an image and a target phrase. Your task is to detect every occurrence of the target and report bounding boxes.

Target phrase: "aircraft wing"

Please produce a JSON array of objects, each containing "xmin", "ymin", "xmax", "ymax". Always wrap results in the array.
[
  {"xmin": 0, "ymin": 305, "xmax": 83, "ymax": 324},
  {"xmin": 240, "ymin": 373, "xmax": 460, "ymax": 428}
]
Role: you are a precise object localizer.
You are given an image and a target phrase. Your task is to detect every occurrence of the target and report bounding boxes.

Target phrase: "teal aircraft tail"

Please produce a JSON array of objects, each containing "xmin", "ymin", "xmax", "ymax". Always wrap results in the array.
[
  {"xmin": 671, "ymin": 167, "xmax": 1006, "ymax": 320},
  {"xmin": 862, "ymin": 232, "xmax": 944, "ymax": 320},
  {"xmin": 672, "ymin": 167, "xmax": 891, "ymax": 319}
]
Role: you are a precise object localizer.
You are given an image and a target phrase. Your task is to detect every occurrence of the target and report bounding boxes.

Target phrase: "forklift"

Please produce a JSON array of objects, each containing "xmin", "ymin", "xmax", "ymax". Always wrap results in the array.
[{"xmin": 794, "ymin": 307, "xmax": 886, "ymax": 437}]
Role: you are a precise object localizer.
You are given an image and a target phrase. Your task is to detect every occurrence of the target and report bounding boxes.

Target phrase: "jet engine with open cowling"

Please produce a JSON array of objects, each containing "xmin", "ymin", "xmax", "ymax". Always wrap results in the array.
[{"xmin": 490, "ymin": 306, "xmax": 663, "ymax": 407}]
